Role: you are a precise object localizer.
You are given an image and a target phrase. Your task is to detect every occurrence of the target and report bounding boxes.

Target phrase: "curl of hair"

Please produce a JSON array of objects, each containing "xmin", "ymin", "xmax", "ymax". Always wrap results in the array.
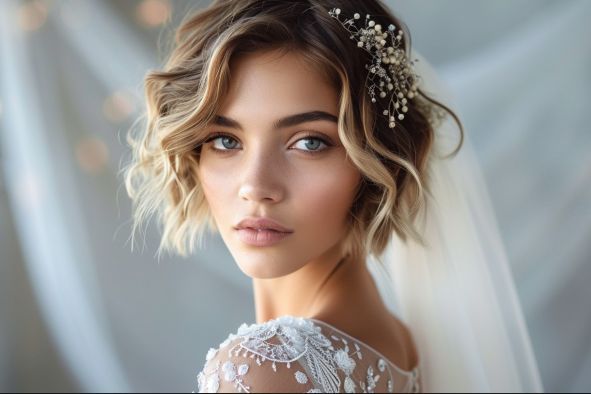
[{"xmin": 122, "ymin": 0, "xmax": 464, "ymax": 261}]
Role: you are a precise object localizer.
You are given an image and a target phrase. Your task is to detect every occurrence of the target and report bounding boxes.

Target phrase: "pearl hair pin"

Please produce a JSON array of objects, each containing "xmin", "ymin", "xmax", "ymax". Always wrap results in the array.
[{"xmin": 328, "ymin": 7, "xmax": 422, "ymax": 128}]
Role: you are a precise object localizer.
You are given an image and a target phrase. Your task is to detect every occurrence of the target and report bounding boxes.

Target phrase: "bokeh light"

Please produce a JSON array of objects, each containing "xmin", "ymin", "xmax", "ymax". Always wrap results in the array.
[
  {"xmin": 135, "ymin": 0, "xmax": 171, "ymax": 28},
  {"xmin": 18, "ymin": 0, "xmax": 49, "ymax": 32},
  {"xmin": 102, "ymin": 90, "xmax": 137, "ymax": 123},
  {"xmin": 74, "ymin": 136, "xmax": 110, "ymax": 175}
]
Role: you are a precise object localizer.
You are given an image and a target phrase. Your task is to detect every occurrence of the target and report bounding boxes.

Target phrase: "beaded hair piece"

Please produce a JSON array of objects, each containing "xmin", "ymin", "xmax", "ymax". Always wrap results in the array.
[{"xmin": 328, "ymin": 7, "xmax": 422, "ymax": 129}]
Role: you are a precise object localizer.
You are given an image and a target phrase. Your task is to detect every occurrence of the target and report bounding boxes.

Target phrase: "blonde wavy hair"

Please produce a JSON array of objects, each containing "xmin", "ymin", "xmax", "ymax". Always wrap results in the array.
[{"xmin": 122, "ymin": 0, "xmax": 463, "ymax": 261}]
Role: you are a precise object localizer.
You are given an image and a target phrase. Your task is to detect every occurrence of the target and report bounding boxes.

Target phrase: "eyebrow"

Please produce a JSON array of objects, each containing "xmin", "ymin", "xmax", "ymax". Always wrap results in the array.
[{"xmin": 212, "ymin": 111, "xmax": 338, "ymax": 130}]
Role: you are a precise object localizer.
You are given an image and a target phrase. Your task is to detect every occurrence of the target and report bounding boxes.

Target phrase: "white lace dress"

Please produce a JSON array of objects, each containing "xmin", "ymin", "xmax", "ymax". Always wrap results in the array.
[{"xmin": 193, "ymin": 315, "xmax": 420, "ymax": 393}]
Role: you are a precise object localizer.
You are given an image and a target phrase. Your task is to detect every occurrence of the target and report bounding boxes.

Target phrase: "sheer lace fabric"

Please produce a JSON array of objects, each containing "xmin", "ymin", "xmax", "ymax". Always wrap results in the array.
[{"xmin": 193, "ymin": 315, "xmax": 420, "ymax": 393}]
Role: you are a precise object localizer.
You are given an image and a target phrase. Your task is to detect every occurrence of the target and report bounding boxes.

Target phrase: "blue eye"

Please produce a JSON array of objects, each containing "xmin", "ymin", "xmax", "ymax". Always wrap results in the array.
[
  {"xmin": 205, "ymin": 134, "xmax": 240, "ymax": 151},
  {"xmin": 291, "ymin": 136, "xmax": 330, "ymax": 153},
  {"xmin": 202, "ymin": 132, "xmax": 332, "ymax": 155}
]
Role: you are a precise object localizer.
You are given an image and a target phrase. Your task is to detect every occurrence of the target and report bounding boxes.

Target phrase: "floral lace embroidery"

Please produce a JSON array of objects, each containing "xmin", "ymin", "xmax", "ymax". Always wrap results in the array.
[
  {"xmin": 295, "ymin": 370, "xmax": 309, "ymax": 384},
  {"xmin": 194, "ymin": 315, "xmax": 419, "ymax": 393},
  {"xmin": 195, "ymin": 358, "xmax": 251, "ymax": 393}
]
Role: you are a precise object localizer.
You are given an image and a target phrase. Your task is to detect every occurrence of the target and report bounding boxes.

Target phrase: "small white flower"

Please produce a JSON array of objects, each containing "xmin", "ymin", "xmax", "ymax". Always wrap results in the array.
[
  {"xmin": 295, "ymin": 370, "xmax": 309, "ymax": 384},
  {"xmin": 283, "ymin": 326, "xmax": 303, "ymax": 345},
  {"xmin": 237, "ymin": 323, "xmax": 249, "ymax": 335},
  {"xmin": 237, "ymin": 363, "xmax": 249, "ymax": 376},
  {"xmin": 205, "ymin": 374, "xmax": 219, "ymax": 393},
  {"xmin": 197, "ymin": 371, "xmax": 205, "ymax": 390},
  {"xmin": 222, "ymin": 361, "xmax": 236, "ymax": 381},
  {"xmin": 344, "ymin": 376, "xmax": 356, "ymax": 393},
  {"xmin": 334, "ymin": 349, "xmax": 356, "ymax": 375}
]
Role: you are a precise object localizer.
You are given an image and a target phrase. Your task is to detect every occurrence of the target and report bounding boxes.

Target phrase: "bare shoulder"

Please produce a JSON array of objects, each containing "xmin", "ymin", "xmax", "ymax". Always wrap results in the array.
[
  {"xmin": 314, "ymin": 311, "xmax": 419, "ymax": 372},
  {"xmin": 392, "ymin": 315, "xmax": 419, "ymax": 370},
  {"xmin": 372, "ymin": 313, "xmax": 419, "ymax": 371}
]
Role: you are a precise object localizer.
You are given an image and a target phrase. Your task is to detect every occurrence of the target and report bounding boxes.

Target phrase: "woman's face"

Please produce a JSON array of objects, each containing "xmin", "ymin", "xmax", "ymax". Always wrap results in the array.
[{"xmin": 197, "ymin": 49, "xmax": 361, "ymax": 279}]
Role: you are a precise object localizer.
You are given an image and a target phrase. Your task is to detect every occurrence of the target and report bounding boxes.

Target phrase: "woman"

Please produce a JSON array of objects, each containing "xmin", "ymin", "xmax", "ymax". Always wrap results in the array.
[{"xmin": 124, "ymin": 0, "xmax": 543, "ymax": 392}]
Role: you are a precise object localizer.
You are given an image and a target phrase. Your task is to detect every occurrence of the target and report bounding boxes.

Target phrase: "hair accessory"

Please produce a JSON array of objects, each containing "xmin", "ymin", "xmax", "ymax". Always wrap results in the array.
[{"xmin": 328, "ymin": 7, "xmax": 421, "ymax": 128}]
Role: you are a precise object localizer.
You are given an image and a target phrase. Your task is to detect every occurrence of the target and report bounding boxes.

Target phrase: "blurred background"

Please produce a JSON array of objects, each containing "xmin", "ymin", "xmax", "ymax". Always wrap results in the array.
[{"xmin": 0, "ymin": 0, "xmax": 589, "ymax": 392}]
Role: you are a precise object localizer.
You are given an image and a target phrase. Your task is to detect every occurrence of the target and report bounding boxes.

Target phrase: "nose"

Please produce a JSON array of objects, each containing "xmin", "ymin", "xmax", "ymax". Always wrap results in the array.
[{"xmin": 238, "ymin": 149, "xmax": 286, "ymax": 204}]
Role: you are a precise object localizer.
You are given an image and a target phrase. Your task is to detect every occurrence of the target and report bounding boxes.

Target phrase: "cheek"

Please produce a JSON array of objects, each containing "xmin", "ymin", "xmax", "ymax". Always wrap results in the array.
[
  {"xmin": 295, "ymin": 158, "xmax": 361, "ymax": 232},
  {"xmin": 196, "ymin": 162, "xmax": 232, "ymax": 223}
]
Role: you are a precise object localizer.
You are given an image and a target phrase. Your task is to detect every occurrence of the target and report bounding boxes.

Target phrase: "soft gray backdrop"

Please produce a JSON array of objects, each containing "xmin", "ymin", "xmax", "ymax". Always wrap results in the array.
[{"xmin": 0, "ymin": 0, "xmax": 589, "ymax": 392}]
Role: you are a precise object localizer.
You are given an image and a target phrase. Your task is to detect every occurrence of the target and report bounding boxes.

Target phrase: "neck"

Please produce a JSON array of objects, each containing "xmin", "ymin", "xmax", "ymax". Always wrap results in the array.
[{"xmin": 252, "ymin": 246, "xmax": 385, "ymax": 325}]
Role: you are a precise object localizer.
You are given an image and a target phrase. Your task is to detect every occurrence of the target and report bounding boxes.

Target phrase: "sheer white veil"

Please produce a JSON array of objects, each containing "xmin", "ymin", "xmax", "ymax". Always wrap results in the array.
[{"xmin": 366, "ymin": 50, "xmax": 544, "ymax": 392}]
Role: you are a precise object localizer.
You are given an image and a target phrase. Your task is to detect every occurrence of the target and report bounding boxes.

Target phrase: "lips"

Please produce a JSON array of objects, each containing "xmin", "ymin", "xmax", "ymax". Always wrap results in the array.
[
  {"xmin": 234, "ymin": 216, "xmax": 293, "ymax": 246},
  {"xmin": 235, "ymin": 227, "xmax": 292, "ymax": 246},
  {"xmin": 234, "ymin": 217, "xmax": 293, "ymax": 233}
]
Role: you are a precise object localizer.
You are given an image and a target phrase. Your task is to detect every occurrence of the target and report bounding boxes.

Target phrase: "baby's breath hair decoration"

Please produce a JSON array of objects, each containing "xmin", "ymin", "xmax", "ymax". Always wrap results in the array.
[{"xmin": 328, "ymin": 7, "xmax": 421, "ymax": 129}]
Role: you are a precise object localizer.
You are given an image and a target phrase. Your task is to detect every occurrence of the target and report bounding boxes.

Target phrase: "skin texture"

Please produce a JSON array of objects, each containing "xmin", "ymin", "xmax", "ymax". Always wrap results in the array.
[{"xmin": 196, "ymin": 49, "xmax": 418, "ymax": 372}]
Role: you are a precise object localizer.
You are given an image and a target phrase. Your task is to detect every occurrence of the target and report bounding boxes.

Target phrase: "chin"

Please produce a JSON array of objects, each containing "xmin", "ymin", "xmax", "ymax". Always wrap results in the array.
[{"xmin": 233, "ymin": 254, "xmax": 303, "ymax": 279}]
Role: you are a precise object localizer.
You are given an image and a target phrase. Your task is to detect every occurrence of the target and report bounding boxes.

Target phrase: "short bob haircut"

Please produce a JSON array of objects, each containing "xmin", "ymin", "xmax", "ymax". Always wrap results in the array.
[{"xmin": 123, "ymin": 0, "xmax": 463, "ymax": 261}]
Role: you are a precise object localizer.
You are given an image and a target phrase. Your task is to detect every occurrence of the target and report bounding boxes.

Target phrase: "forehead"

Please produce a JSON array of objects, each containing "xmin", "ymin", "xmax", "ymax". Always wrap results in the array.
[{"xmin": 219, "ymin": 49, "xmax": 339, "ymax": 118}]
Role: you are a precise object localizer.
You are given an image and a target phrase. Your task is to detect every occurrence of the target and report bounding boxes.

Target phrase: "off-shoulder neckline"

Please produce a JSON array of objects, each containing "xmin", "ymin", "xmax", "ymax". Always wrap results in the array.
[{"xmin": 306, "ymin": 317, "xmax": 419, "ymax": 377}]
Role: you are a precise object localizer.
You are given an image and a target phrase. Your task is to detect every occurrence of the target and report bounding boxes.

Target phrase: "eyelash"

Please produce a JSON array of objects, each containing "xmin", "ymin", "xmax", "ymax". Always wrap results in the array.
[{"xmin": 201, "ymin": 132, "xmax": 333, "ymax": 156}]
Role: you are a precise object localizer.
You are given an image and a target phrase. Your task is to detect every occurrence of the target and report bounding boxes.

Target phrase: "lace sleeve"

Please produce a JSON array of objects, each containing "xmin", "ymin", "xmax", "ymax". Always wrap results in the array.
[
  {"xmin": 193, "ymin": 316, "xmax": 420, "ymax": 393},
  {"xmin": 195, "ymin": 336, "xmax": 317, "ymax": 393}
]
